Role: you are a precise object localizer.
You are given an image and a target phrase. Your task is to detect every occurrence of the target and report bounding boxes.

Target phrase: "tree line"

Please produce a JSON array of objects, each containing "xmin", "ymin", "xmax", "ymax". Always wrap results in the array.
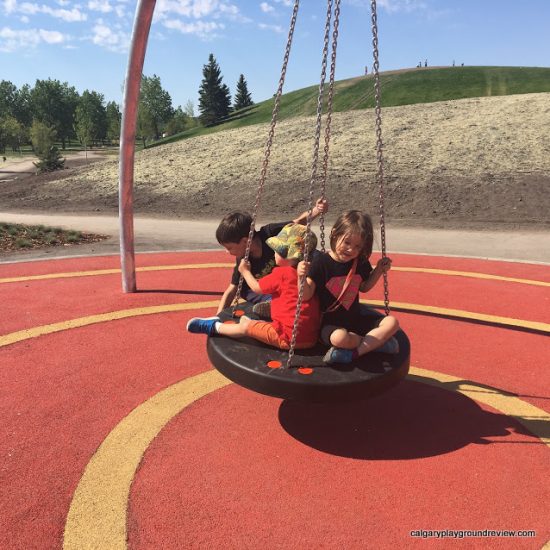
[{"xmin": 0, "ymin": 53, "xmax": 253, "ymax": 160}]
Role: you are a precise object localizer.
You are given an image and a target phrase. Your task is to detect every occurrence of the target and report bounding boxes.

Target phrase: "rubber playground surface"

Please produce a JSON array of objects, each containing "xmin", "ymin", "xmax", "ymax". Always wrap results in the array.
[{"xmin": 1, "ymin": 249, "xmax": 549, "ymax": 549}]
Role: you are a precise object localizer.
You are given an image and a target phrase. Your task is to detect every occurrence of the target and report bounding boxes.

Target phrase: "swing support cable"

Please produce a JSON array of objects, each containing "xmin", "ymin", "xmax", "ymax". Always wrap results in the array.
[
  {"xmin": 318, "ymin": 0, "xmax": 341, "ymax": 254},
  {"xmin": 370, "ymin": 0, "xmax": 391, "ymax": 316},
  {"xmin": 287, "ymin": 0, "xmax": 341, "ymax": 369},
  {"xmin": 232, "ymin": 0, "xmax": 300, "ymax": 312}
]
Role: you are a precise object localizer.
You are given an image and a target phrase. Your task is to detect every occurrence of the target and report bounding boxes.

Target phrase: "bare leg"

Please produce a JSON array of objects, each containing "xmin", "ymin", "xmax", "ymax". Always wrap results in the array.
[
  {"xmin": 323, "ymin": 316, "xmax": 400, "ymax": 364},
  {"xmin": 216, "ymin": 316, "xmax": 252, "ymax": 339},
  {"xmin": 329, "ymin": 328, "xmax": 363, "ymax": 350},
  {"xmin": 356, "ymin": 315, "xmax": 399, "ymax": 357}
]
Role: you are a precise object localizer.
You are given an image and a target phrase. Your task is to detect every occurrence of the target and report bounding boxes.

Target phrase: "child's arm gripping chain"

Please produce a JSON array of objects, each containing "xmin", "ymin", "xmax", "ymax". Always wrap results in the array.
[
  {"xmin": 359, "ymin": 256, "xmax": 392, "ymax": 293},
  {"xmin": 238, "ymin": 259, "xmax": 262, "ymax": 294},
  {"xmin": 297, "ymin": 261, "xmax": 316, "ymax": 301},
  {"xmin": 292, "ymin": 197, "xmax": 329, "ymax": 225}
]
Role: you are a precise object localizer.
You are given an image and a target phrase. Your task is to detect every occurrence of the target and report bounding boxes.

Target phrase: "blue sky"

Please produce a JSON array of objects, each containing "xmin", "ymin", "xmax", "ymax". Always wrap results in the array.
[{"xmin": 2, "ymin": 0, "xmax": 550, "ymax": 112}]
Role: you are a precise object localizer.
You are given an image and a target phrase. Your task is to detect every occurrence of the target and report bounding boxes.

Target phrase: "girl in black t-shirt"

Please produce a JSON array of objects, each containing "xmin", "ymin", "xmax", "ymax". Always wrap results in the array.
[{"xmin": 299, "ymin": 210, "xmax": 400, "ymax": 364}]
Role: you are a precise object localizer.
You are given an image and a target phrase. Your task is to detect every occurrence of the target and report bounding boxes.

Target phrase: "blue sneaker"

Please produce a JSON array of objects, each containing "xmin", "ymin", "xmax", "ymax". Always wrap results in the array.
[
  {"xmin": 186, "ymin": 316, "xmax": 219, "ymax": 336},
  {"xmin": 376, "ymin": 337, "xmax": 399, "ymax": 354},
  {"xmin": 323, "ymin": 347, "xmax": 355, "ymax": 364}
]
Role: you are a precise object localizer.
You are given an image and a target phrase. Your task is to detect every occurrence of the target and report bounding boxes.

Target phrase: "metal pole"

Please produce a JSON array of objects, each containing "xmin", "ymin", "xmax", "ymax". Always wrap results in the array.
[{"xmin": 119, "ymin": 0, "xmax": 156, "ymax": 292}]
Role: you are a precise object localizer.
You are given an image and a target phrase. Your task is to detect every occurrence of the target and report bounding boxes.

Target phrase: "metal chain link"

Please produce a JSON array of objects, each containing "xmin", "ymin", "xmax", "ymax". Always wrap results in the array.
[
  {"xmin": 232, "ymin": 0, "xmax": 300, "ymax": 313},
  {"xmin": 371, "ymin": 0, "xmax": 391, "ymax": 316},
  {"xmin": 286, "ymin": 0, "xmax": 334, "ymax": 369},
  {"xmin": 318, "ymin": 0, "xmax": 341, "ymax": 254}
]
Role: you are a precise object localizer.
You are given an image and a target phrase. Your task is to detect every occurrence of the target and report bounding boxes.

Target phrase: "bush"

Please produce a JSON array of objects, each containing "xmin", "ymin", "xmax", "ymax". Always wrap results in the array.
[
  {"xmin": 15, "ymin": 239, "xmax": 32, "ymax": 248},
  {"xmin": 34, "ymin": 146, "xmax": 65, "ymax": 173}
]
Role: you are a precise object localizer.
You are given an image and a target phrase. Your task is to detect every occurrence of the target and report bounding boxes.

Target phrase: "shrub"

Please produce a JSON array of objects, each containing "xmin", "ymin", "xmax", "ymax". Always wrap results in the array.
[{"xmin": 34, "ymin": 146, "xmax": 65, "ymax": 173}]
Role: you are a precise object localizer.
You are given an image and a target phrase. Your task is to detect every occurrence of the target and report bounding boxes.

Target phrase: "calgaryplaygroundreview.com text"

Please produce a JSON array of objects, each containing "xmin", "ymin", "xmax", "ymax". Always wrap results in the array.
[{"xmin": 410, "ymin": 529, "xmax": 536, "ymax": 539}]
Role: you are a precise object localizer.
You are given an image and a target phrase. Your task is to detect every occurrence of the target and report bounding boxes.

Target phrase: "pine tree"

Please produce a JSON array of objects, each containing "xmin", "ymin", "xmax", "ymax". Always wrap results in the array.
[
  {"xmin": 198, "ymin": 54, "xmax": 231, "ymax": 126},
  {"xmin": 34, "ymin": 146, "xmax": 65, "ymax": 173},
  {"xmin": 233, "ymin": 74, "xmax": 253, "ymax": 111}
]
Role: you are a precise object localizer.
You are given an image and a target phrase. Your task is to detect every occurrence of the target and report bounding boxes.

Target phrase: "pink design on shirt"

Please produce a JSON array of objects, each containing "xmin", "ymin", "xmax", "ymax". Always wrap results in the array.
[{"xmin": 325, "ymin": 274, "xmax": 362, "ymax": 310}]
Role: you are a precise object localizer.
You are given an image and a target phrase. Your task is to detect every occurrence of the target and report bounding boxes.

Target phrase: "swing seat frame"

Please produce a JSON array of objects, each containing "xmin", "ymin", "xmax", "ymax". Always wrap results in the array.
[{"xmin": 207, "ymin": 303, "xmax": 410, "ymax": 403}]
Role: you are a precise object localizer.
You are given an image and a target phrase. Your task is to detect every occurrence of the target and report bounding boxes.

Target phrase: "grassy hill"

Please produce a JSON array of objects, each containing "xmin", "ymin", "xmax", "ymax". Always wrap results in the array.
[{"xmin": 154, "ymin": 66, "xmax": 550, "ymax": 147}]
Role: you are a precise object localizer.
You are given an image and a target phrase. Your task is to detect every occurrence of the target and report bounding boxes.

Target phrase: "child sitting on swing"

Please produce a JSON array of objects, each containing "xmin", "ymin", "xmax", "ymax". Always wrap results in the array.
[
  {"xmin": 214, "ymin": 198, "xmax": 328, "ymax": 314},
  {"xmin": 187, "ymin": 223, "xmax": 321, "ymax": 350},
  {"xmin": 298, "ymin": 209, "xmax": 399, "ymax": 363}
]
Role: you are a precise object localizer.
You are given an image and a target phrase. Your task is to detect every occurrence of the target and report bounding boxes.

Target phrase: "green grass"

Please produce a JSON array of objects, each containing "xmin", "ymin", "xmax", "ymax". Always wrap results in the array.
[{"xmin": 148, "ymin": 66, "xmax": 550, "ymax": 148}]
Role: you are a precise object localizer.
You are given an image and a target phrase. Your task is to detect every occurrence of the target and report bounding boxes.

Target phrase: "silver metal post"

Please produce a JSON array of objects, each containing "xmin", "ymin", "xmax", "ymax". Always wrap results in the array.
[{"xmin": 119, "ymin": 0, "xmax": 156, "ymax": 292}]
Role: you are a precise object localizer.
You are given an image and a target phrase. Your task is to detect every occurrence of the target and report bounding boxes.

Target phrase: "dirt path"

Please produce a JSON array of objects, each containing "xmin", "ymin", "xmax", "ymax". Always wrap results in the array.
[
  {"xmin": 1, "ymin": 211, "xmax": 548, "ymax": 264},
  {"xmin": 0, "ymin": 151, "xmax": 106, "ymax": 181}
]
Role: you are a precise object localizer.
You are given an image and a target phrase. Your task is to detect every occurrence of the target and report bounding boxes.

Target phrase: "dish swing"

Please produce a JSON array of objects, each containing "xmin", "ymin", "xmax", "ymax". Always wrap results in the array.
[{"xmin": 207, "ymin": 0, "xmax": 410, "ymax": 403}]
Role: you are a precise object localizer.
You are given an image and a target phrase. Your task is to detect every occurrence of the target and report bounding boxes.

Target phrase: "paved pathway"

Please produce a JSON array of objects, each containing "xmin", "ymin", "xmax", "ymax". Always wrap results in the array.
[{"xmin": 1, "ymin": 211, "xmax": 549, "ymax": 264}]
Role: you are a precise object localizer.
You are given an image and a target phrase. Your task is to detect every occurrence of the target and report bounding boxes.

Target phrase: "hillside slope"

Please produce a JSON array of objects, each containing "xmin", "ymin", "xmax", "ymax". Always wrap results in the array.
[
  {"xmin": 2, "ymin": 92, "xmax": 549, "ymax": 229},
  {"xmin": 155, "ymin": 66, "xmax": 550, "ymax": 145}
]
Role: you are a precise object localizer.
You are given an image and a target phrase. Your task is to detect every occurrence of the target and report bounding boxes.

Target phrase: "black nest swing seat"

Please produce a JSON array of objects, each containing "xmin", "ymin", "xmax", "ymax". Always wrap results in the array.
[
  {"xmin": 203, "ymin": 1, "xmax": 411, "ymax": 403},
  {"xmin": 207, "ymin": 302, "xmax": 410, "ymax": 403}
]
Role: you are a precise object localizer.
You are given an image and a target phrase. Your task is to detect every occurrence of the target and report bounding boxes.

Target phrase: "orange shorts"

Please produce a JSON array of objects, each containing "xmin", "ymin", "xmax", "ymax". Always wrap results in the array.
[{"xmin": 245, "ymin": 320, "xmax": 316, "ymax": 350}]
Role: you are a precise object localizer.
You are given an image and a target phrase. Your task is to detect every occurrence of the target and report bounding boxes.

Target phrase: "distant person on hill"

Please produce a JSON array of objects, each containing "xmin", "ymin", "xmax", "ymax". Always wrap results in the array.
[
  {"xmin": 187, "ymin": 223, "xmax": 321, "ymax": 351},
  {"xmin": 424, "ymin": 59, "xmax": 428, "ymax": 67},
  {"xmin": 214, "ymin": 197, "xmax": 328, "ymax": 314}
]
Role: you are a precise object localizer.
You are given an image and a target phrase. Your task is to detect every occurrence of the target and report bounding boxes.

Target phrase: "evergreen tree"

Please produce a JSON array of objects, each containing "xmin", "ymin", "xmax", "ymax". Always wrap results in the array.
[
  {"xmin": 233, "ymin": 74, "xmax": 253, "ymax": 111},
  {"xmin": 198, "ymin": 54, "xmax": 231, "ymax": 126},
  {"xmin": 34, "ymin": 146, "xmax": 65, "ymax": 173}
]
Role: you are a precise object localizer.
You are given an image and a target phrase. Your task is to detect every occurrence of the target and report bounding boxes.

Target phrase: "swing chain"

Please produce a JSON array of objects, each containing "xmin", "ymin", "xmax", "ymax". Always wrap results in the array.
[
  {"xmin": 287, "ymin": 0, "xmax": 334, "ymax": 369},
  {"xmin": 319, "ymin": 0, "xmax": 341, "ymax": 254},
  {"xmin": 370, "ymin": 0, "xmax": 390, "ymax": 316},
  {"xmin": 233, "ymin": 0, "xmax": 300, "ymax": 313}
]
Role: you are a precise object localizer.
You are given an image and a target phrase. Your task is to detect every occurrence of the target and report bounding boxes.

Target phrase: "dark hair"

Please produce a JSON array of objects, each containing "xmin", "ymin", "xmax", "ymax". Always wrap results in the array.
[
  {"xmin": 215, "ymin": 211, "xmax": 253, "ymax": 244},
  {"xmin": 330, "ymin": 210, "xmax": 374, "ymax": 258}
]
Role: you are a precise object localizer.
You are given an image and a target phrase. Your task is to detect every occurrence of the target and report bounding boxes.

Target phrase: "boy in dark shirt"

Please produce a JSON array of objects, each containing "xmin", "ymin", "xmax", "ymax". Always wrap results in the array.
[
  {"xmin": 214, "ymin": 198, "xmax": 328, "ymax": 314},
  {"xmin": 188, "ymin": 223, "xmax": 321, "ymax": 350}
]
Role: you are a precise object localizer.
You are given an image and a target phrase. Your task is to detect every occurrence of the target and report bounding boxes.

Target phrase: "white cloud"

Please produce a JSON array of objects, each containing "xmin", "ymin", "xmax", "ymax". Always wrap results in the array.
[
  {"xmin": 43, "ymin": 5, "xmax": 88, "ymax": 21},
  {"xmin": 345, "ymin": 0, "xmax": 427, "ymax": 13},
  {"xmin": 3, "ymin": 0, "xmax": 17, "ymax": 14},
  {"xmin": 90, "ymin": 22, "xmax": 130, "ymax": 52},
  {"xmin": 88, "ymin": 0, "xmax": 113, "ymax": 13},
  {"xmin": 156, "ymin": 0, "xmax": 241, "ymax": 19},
  {"xmin": 0, "ymin": 25, "xmax": 66, "ymax": 51},
  {"xmin": 114, "ymin": 4, "xmax": 126, "ymax": 17},
  {"xmin": 7, "ymin": 2, "xmax": 87, "ymax": 22},
  {"xmin": 163, "ymin": 18, "xmax": 224, "ymax": 39},
  {"xmin": 20, "ymin": 15, "xmax": 30, "ymax": 22},
  {"xmin": 258, "ymin": 22, "xmax": 283, "ymax": 33},
  {"xmin": 40, "ymin": 28, "xmax": 65, "ymax": 42},
  {"xmin": 274, "ymin": 0, "xmax": 292, "ymax": 6},
  {"xmin": 380, "ymin": 0, "xmax": 427, "ymax": 12},
  {"xmin": 260, "ymin": 2, "xmax": 274, "ymax": 13}
]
